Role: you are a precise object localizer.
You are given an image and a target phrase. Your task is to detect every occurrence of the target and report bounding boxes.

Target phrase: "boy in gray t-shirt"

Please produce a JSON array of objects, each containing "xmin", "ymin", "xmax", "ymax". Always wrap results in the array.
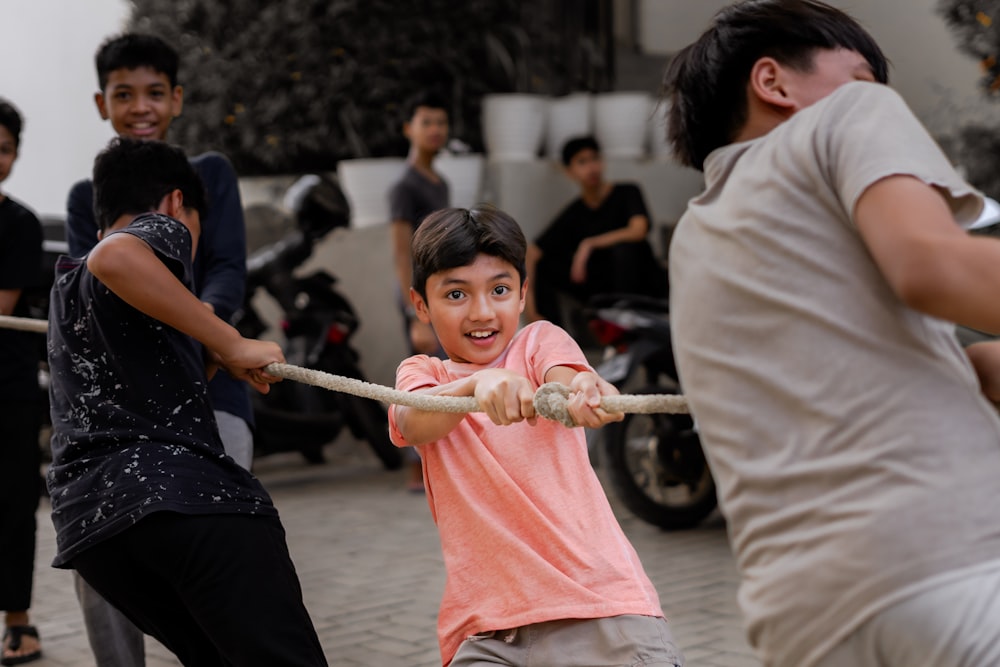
[{"xmin": 662, "ymin": 2, "xmax": 1000, "ymax": 667}]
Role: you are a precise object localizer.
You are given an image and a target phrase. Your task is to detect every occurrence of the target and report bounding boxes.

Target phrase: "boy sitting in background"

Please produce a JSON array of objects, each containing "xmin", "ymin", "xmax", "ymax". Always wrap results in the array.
[{"xmin": 389, "ymin": 205, "xmax": 683, "ymax": 667}]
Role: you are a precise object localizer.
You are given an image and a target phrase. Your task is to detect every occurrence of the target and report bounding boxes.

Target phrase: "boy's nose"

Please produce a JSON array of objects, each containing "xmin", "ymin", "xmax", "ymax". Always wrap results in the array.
[{"xmin": 468, "ymin": 294, "xmax": 495, "ymax": 321}]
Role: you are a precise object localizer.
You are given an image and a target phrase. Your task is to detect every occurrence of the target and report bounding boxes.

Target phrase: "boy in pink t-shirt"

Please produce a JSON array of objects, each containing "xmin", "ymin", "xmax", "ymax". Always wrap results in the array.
[{"xmin": 389, "ymin": 206, "xmax": 683, "ymax": 667}]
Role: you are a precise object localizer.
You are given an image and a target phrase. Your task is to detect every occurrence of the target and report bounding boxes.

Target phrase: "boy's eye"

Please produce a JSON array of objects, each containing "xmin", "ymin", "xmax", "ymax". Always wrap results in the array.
[
  {"xmin": 493, "ymin": 285, "xmax": 510, "ymax": 296},
  {"xmin": 446, "ymin": 290, "xmax": 464, "ymax": 300},
  {"xmin": 149, "ymin": 90, "xmax": 164, "ymax": 99},
  {"xmin": 114, "ymin": 92, "xmax": 131, "ymax": 101}
]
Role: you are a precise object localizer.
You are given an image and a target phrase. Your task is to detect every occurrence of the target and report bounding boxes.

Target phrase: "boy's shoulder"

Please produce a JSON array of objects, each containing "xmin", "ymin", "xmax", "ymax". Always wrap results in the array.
[{"xmin": 188, "ymin": 151, "xmax": 237, "ymax": 188}]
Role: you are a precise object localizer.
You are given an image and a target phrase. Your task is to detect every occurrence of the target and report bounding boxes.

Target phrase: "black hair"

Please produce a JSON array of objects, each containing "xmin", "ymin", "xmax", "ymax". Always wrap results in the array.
[
  {"xmin": 96, "ymin": 33, "xmax": 180, "ymax": 91},
  {"xmin": 92, "ymin": 138, "xmax": 207, "ymax": 231},
  {"xmin": 0, "ymin": 98, "xmax": 23, "ymax": 148},
  {"xmin": 561, "ymin": 135, "xmax": 601, "ymax": 166},
  {"xmin": 661, "ymin": 0, "xmax": 889, "ymax": 171},
  {"xmin": 411, "ymin": 206, "xmax": 527, "ymax": 299},
  {"xmin": 403, "ymin": 90, "xmax": 450, "ymax": 122}
]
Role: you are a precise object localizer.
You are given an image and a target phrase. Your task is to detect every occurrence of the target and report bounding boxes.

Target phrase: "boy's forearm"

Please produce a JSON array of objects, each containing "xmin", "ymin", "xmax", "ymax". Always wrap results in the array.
[
  {"xmin": 87, "ymin": 234, "xmax": 242, "ymax": 353},
  {"xmin": 395, "ymin": 375, "xmax": 478, "ymax": 445},
  {"xmin": 966, "ymin": 341, "xmax": 1000, "ymax": 402},
  {"xmin": 585, "ymin": 215, "xmax": 649, "ymax": 250}
]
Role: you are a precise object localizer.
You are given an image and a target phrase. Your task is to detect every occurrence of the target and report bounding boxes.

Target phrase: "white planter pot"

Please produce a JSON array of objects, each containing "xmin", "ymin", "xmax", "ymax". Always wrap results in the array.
[
  {"xmin": 436, "ymin": 153, "xmax": 485, "ymax": 209},
  {"xmin": 593, "ymin": 91, "xmax": 653, "ymax": 159},
  {"xmin": 336, "ymin": 157, "xmax": 407, "ymax": 229},
  {"xmin": 546, "ymin": 92, "xmax": 592, "ymax": 161},
  {"xmin": 482, "ymin": 93, "xmax": 547, "ymax": 161}
]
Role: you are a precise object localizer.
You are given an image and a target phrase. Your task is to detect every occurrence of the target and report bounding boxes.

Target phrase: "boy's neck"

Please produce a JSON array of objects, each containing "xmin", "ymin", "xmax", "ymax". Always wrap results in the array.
[
  {"xmin": 580, "ymin": 181, "xmax": 610, "ymax": 207},
  {"xmin": 408, "ymin": 146, "xmax": 438, "ymax": 171}
]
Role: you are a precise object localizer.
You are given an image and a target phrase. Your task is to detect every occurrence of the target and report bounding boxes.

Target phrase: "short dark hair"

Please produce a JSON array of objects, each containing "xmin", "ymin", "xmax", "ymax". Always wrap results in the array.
[
  {"xmin": 0, "ymin": 98, "xmax": 23, "ymax": 148},
  {"xmin": 561, "ymin": 136, "xmax": 600, "ymax": 166},
  {"xmin": 661, "ymin": 0, "xmax": 889, "ymax": 170},
  {"xmin": 92, "ymin": 138, "xmax": 207, "ymax": 232},
  {"xmin": 403, "ymin": 90, "xmax": 449, "ymax": 121},
  {"xmin": 411, "ymin": 206, "xmax": 527, "ymax": 299},
  {"xmin": 96, "ymin": 33, "xmax": 180, "ymax": 91}
]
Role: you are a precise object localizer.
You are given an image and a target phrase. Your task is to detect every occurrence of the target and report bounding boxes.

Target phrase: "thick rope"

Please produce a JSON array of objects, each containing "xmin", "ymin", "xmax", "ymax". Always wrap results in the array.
[{"xmin": 0, "ymin": 314, "xmax": 690, "ymax": 425}]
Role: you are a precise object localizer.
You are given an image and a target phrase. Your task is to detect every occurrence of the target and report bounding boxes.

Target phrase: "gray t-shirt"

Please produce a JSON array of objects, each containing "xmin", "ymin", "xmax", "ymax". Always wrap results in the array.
[
  {"xmin": 388, "ymin": 164, "xmax": 449, "ymax": 229},
  {"xmin": 670, "ymin": 81, "xmax": 1000, "ymax": 667}
]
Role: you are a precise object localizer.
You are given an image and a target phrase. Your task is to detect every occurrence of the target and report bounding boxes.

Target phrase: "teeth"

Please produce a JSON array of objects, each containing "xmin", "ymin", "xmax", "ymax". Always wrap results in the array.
[{"xmin": 468, "ymin": 331, "xmax": 493, "ymax": 338}]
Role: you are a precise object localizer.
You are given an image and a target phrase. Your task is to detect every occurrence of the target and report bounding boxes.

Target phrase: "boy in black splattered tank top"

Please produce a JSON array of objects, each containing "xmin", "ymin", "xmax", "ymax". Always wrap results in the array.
[{"xmin": 47, "ymin": 138, "xmax": 327, "ymax": 666}]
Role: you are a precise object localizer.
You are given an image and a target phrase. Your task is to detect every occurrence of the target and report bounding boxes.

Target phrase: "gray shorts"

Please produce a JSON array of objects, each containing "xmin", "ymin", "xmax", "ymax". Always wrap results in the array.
[
  {"xmin": 814, "ymin": 559, "xmax": 1000, "ymax": 667},
  {"xmin": 450, "ymin": 614, "xmax": 684, "ymax": 667}
]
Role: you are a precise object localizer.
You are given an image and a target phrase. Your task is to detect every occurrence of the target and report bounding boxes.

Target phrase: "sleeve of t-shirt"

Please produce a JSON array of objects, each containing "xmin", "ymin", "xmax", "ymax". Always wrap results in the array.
[
  {"xmin": 820, "ymin": 82, "xmax": 982, "ymax": 227},
  {"xmin": 388, "ymin": 354, "xmax": 448, "ymax": 447},
  {"xmin": 389, "ymin": 179, "xmax": 415, "ymax": 224},
  {"xmin": 535, "ymin": 205, "xmax": 573, "ymax": 255},
  {"xmin": 0, "ymin": 206, "xmax": 43, "ymax": 290},
  {"xmin": 66, "ymin": 179, "xmax": 99, "ymax": 258},
  {"xmin": 620, "ymin": 183, "xmax": 650, "ymax": 224},
  {"xmin": 523, "ymin": 321, "xmax": 592, "ymax": 387},
  {"xmin": 117, "ymin": 214, "xmax": 192, "ymax": 285},
  {"xmin": 193, "ymin": 153, "xmax": 247, "ymax": 323}
]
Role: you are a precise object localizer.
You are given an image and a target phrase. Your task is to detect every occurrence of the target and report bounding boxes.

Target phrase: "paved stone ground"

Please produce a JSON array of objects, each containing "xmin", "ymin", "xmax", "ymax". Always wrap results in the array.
[{"xmin": 25, "ymin": 435, "xmax": 760, "ymax": 667}]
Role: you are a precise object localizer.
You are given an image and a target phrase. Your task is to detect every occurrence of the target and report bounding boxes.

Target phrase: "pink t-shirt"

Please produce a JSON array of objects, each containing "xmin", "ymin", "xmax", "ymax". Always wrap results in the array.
[{"xmin": 389, "ymin": 321, "xmax": 663, "ymax": 665}]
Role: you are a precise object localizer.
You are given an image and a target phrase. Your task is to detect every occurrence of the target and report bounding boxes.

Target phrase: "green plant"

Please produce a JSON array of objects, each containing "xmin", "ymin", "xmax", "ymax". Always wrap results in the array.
[{"xmin": 129, "ymin": 0, "xmax": 612, "ymax": 174}]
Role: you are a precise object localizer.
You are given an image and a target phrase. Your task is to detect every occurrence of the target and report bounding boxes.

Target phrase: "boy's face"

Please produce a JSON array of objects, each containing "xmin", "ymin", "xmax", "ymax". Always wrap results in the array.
[
  {"xmin": 96, "ymin": 67, "xmax": 183, "ymax": 141},
  {"xmin": 411, "ymin": 253, "xmax": 525, "ymax": 365},
  {"xmin": 404, "ymin": 106, "xmax": 448, "ymax": 154},
  {"xmin": 0, "ymin": 125, "xmax": 17, "ymax": 185},
  {"xmin": 565, "ymin": 148, "xmax": 603, "ymax": 190},
  {"xmin": 778, "ymin": 48, "xmax": 876, "ymax": 111}
]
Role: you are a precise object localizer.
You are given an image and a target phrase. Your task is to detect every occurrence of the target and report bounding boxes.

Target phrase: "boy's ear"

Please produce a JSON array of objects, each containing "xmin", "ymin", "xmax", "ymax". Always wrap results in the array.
[
  {"xmin": 95, "ymin": 92, "xmax": 110, "ymax": 120},
  {"xmin": 747, "ymin": 57, "xmax": 797, "ymax": 113},
  {"xmin": 402, "ymin": 120, "xmax": 412, "ymax": 140},
  {"xmin": 409, "ymin": 287, "xmax": 432, "ymax": 324},
  {"xmin": 156, "ymin": 189, "xmax": 186, "ymax": 219},
  {"xmin": 171, "ymin": 85, "xmax": 184, "ymax": 118},
  {"xmin": 518, "ymin": 279, "xmax": 527, "ymax": 313}
]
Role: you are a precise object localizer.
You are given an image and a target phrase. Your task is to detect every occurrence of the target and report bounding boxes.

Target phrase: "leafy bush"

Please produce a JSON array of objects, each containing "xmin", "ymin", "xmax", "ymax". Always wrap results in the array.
[{"xmin": 129, "ymin": 0, "xmax": 612, "ymax": 174}]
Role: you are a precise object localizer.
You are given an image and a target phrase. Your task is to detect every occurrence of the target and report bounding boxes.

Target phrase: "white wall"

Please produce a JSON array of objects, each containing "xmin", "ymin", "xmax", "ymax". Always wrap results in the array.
[
  {"xmin": 637, "ymin": 0, "xmax": 982, "ymax": 123},
  {"xmin": 0, "ymin": 0, "xmax": 129, "ymax": 217}
]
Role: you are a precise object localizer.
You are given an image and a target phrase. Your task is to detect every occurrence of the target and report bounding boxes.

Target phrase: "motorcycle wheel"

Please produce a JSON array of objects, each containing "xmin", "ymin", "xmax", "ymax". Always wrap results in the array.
[
  {"xmin": 342, "ymin": 395, "xmax": 403, "ymax": 471},
  {"xmin": 603, "ymin": 386, "xmax": 717, "ymax": 530}
]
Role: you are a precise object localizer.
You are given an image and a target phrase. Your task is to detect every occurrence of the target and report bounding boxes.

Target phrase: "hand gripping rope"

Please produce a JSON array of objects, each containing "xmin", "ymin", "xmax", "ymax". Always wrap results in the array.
[{"xmin": 1, "ymin": 314, "xmax": 689, "ymax": 427}]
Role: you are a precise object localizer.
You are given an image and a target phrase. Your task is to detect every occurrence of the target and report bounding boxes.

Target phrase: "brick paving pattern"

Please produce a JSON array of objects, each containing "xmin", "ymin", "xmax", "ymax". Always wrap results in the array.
[{"xmin": 26, "ymin": 436, "xmax": 760, "ymax": 666}]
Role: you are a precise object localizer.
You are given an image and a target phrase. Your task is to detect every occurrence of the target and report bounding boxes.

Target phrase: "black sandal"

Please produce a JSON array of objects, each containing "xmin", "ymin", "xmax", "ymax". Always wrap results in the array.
[{"xmin": 1, "ymin": 625, "xmax": 41, "ymax": 666}]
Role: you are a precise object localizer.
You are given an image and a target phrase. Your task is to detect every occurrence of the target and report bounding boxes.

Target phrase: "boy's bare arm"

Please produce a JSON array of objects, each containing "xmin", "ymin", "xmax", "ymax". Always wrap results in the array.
[
  {"xmin": 571, "ymin": 214, "xmax": 649, "ymax": 283},
  {"xmin": 545, "ymin": 365, "xmax": 625, "ymax": 428},
  {"xmin": 855, "ymin": 175, "xmax": 1000, "ymax": 333},
  {"xmin": 87, "ymin": 233, "xmax": 284, "ymax": 393},
  {"xmin": 965, "ymin": 341, "xmax": 1000, "ymax": 403}
]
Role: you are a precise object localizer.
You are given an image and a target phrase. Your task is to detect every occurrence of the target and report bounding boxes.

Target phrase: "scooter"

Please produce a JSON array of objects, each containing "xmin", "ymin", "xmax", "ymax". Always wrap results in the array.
[
  {"xmin": 235, "ymin": 175, "xmax": 402, "ymax": 469},
  {"xmin": 587, "ymin": 294, "xmax": 717, "ymax": 530}
]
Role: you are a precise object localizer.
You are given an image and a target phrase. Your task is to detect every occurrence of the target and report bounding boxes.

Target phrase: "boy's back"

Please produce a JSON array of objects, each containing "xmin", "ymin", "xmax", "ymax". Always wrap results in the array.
[
  {"xmin": 669, "ymin": 81, "xmax": 1000, "ymax": 666},
  {"xmin": 48, "ymin": 212, "xmax": 274, "ymax": 567}
]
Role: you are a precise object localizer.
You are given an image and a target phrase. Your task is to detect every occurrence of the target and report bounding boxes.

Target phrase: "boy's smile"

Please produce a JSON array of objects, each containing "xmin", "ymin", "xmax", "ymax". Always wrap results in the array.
[
  {"xmin": 96, "ymin": 67, "xmax": 183, "ymax": 141},
  {"xmin": 412, "ymin": 254, "xmax": 525, "ymax": 365}
]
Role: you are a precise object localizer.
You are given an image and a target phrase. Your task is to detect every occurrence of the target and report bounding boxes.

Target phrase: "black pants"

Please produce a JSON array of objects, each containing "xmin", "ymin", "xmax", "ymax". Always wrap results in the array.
[
  {"xmin": 535, "ymin": 241, "xmax": 668, "ymax": 325},
  {"xmin": 0, "ymin": 400, "xmax": 41, "ymax": 612},
  {"xmin": 72, "ymin": 512, "xmax": 327, "ymax": 667}
]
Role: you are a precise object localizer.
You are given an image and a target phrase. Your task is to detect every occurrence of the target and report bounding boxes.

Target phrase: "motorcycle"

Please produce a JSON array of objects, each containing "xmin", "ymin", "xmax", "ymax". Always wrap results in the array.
[
  {"xmin": 586, "ymin": 294, "xmax": 717, "ymax": 530},
  {"xmin": 235, "ymin": 175, "xmax": 402, "ymax": 469}
]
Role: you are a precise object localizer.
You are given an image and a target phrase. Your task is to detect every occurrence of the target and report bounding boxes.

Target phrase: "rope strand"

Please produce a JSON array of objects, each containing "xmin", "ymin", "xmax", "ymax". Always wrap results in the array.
[{"xmin": 2, "ymin": 315, "xmax": 690, "ymax": 425}]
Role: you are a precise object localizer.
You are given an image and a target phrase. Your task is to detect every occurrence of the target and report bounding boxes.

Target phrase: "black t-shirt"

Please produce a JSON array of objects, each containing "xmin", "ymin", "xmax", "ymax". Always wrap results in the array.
[
  {"xmin": 535, "ymin": 183, "xmax": 649, "ymax": 265},
  {"xmin": 0, "ymin": 196, "xmax": 43, "ymax": 399},
  {"xmin": 47, "ymin": 213, "xmax": 276, "ymax": 568},
  {"xmin": 388, "ymin": 165, "xmax": 449, "ymax": 229}
]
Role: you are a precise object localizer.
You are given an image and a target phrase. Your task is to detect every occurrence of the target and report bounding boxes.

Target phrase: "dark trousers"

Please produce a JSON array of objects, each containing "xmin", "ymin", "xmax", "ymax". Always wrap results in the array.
[
  {"xmin": 535, "ymin": 241, "xmax": 668, "ymax": 325},
  {"xmin": 72, "ymin": 512, "xmax": 327, "ymax": 667},
  {"xmin": 0, "ymin": 400, "xmax": 41, "ymax": 612}
]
